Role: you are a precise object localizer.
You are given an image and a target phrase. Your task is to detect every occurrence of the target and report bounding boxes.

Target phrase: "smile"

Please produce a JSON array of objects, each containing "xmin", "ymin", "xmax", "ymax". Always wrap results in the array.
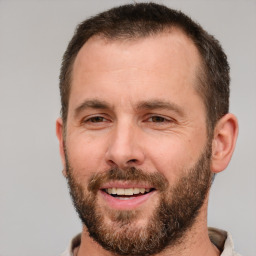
[
  {"xmin": 100, "ymin": 185, "xmax": 156, "ymax": 209},
  {"xmin": 103, "ymin": 187, "xmax": 154, "ymax": 197}
]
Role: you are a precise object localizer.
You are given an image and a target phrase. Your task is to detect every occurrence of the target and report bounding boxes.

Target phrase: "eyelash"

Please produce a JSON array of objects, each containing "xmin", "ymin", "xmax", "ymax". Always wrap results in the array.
[
  {"xmin": 82, "ymin": 115, "xmax": 109, "ymax": 124},
  {"xmin": 81, "ymin": 114, "xmax": 175, "ymax": 130},
  {"xmin": 84, "ymin": 116, "xmax": 107, "ymax": 123},
  {"xmin": 146, "ymin": 115, "xmax": 172, "ymax": 123}
]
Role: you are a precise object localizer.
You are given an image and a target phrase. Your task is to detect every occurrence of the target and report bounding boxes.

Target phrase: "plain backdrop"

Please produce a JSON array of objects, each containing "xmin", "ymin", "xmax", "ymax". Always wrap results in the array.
[{"xmin": 0, "ymin": 0, "xmax": 255, "ymax": 255}]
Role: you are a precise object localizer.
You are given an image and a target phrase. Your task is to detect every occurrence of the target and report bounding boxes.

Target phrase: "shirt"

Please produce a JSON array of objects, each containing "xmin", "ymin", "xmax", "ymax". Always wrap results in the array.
[{"xmin": 61, "ymin": 227, "xmax": 241, "ymax": 256}]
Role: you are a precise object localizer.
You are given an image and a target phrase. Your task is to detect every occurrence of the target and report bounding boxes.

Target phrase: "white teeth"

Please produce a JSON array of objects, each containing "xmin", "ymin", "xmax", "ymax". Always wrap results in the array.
[
  {"xmin": 133, "ymin": 188, "xmax": 140, "ymax": 194},
  {"xmin": 116, "ymin": 188, "xmax": 125, "ymax": 195},
  {"xmin": 124, "ymin": 188, "xmax": 133, "ymax": 195},
  {"xmin": 105, "ymin": 187, "xmax": 151, "ymax": 195},
  {"xmin": 139, "ymin": 188, "xmax": 145, "ymax": 194}
]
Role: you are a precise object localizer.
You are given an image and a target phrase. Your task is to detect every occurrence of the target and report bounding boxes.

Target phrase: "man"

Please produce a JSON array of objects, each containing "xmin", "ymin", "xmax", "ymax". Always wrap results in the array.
[{"xmin": 56, "ymin": 3, "xmax": 240, "ymax": 256}]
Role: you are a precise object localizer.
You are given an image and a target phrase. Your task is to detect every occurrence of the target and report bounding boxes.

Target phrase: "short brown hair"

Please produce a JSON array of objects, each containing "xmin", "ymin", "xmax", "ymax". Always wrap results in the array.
[{"xmin": 59, "ymin": 3, "xmax": 230, "ymax": 132}]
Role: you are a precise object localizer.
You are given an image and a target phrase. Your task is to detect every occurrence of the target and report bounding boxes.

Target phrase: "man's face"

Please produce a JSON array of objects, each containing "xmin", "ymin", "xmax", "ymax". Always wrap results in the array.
[{"xmin": 60, "ymin": 31, "xmax": 213, "ymax": 255}]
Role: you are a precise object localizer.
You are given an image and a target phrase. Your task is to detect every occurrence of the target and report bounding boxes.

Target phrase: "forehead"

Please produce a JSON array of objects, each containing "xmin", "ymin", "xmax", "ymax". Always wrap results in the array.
[
  {"xmin": 73, "ymin": 29, "xmax": 201, "ymax": 77},
  {"xmin": 70, "ymin": 30, "xmax": 203, "ymax": 111}
]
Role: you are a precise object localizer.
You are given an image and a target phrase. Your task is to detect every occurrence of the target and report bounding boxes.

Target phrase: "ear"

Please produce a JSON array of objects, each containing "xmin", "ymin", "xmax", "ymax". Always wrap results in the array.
[
  {"xmin": 211, "ymin": 113, "xmax": 239, "ymax": 173},
  {"xmin": 56, "ymin": 118, "xmax": 67, "ymax": 177}
]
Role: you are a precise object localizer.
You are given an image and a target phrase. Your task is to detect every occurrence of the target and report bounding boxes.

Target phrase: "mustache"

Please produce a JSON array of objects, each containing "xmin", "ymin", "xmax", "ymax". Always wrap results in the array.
[{"xmin": 87, "ymin": 167, "xmax": 169, "ymax": 193}]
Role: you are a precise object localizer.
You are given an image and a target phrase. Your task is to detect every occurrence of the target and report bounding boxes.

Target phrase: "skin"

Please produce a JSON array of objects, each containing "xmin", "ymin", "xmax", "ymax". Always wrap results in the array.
[{"xmin": 56, "ymin": 30, "xmax": 238, "ymax": 256}]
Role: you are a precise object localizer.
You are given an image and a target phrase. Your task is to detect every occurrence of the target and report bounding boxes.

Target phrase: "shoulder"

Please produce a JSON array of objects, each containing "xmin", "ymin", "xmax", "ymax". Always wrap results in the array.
[
  {"xmin": 60, "ymin": 233, "xmax": 81, "ymax": 256},
  {"xmin": 208, "ymin": 227, "xmax": 242, "ymax": 256}
]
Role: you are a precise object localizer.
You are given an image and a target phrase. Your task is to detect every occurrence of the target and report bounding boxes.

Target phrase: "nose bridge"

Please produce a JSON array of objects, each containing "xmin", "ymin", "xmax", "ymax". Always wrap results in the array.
[{"xmin": 105, "ymin": 118, "xmax": 144, "ymax": 168}]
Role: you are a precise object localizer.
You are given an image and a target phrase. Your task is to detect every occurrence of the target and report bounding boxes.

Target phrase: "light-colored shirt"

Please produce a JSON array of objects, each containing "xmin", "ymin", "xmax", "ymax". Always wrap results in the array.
[{"xmin": 61, "ymin": 227, "xmax": 241, "ymax": 256}]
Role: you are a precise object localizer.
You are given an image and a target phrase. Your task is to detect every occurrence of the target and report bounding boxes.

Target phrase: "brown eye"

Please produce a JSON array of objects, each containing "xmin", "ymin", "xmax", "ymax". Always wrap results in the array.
[
  {"xmin": 81, "ymin": 115, "xmax": 111, "ymax": 130},
  {"xmin": 149, "ymin": 116, "xmax": 167, "ymax": 122},
  {"xmin": 88, "ymin": 116, "xmax": 106, "ymax": 123}
]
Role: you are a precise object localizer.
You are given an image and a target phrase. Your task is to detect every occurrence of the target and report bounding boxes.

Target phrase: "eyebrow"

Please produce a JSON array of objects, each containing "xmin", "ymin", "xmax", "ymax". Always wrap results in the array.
[
  {"xmin": 74, "ymin": 99, "xmax": 111, "ymax": 118},
  {"xmin": 74, "ymin": 99, "xmax": 184, "ymax": 118},
  {"xmin": 136, "ymin": 100, "xmax": 184, "ymax": 116}
]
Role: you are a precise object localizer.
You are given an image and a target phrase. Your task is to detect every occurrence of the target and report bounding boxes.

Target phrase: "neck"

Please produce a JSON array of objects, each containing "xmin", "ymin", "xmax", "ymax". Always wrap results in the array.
[{"xmin": 77, "ymin": 200, "xmax": 220, "ymax": 256}]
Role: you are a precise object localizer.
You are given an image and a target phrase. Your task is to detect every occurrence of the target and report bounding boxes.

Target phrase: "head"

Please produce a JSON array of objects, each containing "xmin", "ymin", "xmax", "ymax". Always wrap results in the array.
[
  {"xmin": 56, "ymin": 3, "xmax": 238, "ymax": 256},
  {"xmin": 59, "ymin": 2, "xmax": 230, "ymax": 134}
]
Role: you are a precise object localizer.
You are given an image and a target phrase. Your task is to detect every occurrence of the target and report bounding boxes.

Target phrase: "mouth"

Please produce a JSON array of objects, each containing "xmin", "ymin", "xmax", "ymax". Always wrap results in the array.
[
  {"xmin": 100, "ymin": 185, "xmax": 156, "ymax": 210},
  {"xmin": 102, "ymin": 187, "xmax": 155, "ymax": 199}
]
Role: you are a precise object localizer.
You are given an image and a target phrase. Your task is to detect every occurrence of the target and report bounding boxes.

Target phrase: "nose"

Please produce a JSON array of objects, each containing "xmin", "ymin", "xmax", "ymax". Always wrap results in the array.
[{"xmin": 105, "ymin": 121, "xmax": 145, "ymax": 169}]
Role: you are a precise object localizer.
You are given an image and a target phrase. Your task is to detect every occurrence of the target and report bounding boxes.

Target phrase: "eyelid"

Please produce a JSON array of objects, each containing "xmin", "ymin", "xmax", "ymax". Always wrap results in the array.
[
  {"xmin": 145, "ymin": 114, "xmax": 174, "ymax": 122},
  {"xmin": 81, "ymin": 114, "xmax": 111, "ymax": 124}
]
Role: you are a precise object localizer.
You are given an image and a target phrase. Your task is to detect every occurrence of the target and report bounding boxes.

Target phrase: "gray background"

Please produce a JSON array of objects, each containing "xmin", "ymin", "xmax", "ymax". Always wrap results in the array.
[{"xmin": 0, "ymin": 0, "xmax": 255, "ymax": 255}]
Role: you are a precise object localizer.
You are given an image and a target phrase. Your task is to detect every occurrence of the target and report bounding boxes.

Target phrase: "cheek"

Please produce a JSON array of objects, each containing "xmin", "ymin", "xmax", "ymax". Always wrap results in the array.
[
  {"xmin": 148, "ymin": 141, "xmax": 189, "ymax": 181},
  {"xmin": 144, "ymin": 132, "xmax": 207, "ymax": 182},
  {"xmin": 65, "ymin": 132, "xmax": 108, "ymax": 174}
]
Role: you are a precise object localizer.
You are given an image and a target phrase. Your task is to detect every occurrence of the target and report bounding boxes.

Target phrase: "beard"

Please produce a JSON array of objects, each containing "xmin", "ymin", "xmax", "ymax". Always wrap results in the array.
[{"xmin": 65, "ymin": 144, "xmax": 213, "ymax": 256}]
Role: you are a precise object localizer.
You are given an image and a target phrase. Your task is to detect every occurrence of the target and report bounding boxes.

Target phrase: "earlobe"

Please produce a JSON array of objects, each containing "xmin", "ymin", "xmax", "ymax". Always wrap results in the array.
[
  {"xmin": 56, "ymin": 118, "xmax": 67, "ymax": 177},
  {"xmin": 210, "ymin": 113, "xmax": 239, "ymax": 173}
]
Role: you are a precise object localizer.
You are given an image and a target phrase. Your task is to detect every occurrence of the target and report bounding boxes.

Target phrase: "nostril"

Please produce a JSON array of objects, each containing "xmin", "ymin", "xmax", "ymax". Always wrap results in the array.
[
  {"xmin": 128, "ymin": 159, "xmax": 137, "ymax": 163},
  {"xmin": 108, "ymin": 159, "xmax": 117, "ymax": 166}
]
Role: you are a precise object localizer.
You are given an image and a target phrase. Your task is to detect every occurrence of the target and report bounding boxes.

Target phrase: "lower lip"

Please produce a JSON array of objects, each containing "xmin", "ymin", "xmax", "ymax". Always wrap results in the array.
[{"xmin": 100, "ymin": 190, "xmax": 156, "ymax": 210}]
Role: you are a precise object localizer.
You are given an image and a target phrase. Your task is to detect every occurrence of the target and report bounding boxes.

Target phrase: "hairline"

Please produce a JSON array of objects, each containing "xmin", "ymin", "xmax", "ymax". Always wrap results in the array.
[{"xmin": 63, "ymin": 28, "xmax": 214, "ymax": 137}]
